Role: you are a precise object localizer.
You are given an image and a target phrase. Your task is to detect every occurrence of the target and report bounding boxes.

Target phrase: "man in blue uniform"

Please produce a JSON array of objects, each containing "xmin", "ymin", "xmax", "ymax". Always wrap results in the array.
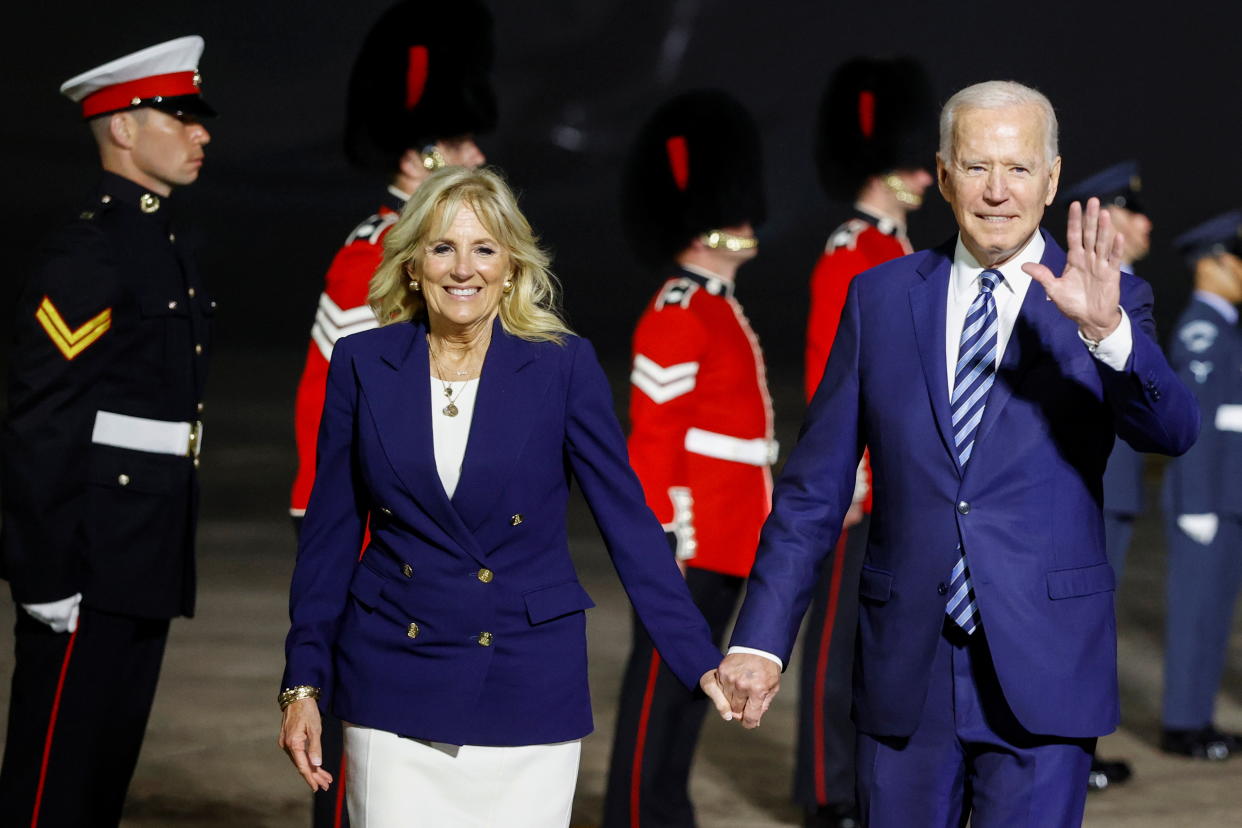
[
  {"xmin": 1057, "ymin": 161, "xmax": 1154, "ymax": 790},
  {"xmin": 0, "ymin": 37, "xmax": 215, "ymax": 826},
  {"xmin": 1161, "ymin": 210, "xmax": 1242, "ymax": 760}
]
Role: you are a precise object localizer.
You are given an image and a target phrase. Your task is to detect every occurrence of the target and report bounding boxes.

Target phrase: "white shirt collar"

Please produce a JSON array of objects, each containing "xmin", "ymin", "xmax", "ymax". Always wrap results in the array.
[{"xmin": 951, "ymin": 230, "xmax": 1044, "ymax": 301}]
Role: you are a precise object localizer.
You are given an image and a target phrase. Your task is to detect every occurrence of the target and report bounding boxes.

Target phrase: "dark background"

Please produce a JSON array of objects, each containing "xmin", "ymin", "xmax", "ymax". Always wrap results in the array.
[{"xmin": 1, "ymin": 0, "xmax": 1238, "ymax": 406}]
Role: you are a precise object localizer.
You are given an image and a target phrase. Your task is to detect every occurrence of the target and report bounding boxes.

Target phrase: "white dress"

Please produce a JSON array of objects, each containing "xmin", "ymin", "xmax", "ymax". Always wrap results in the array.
[{"xmin": 342, "ymin": 373, "xmax": 581, "ymax": 828}]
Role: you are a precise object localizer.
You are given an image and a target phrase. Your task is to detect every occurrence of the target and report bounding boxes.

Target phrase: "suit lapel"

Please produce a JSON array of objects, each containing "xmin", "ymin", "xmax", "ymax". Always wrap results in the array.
[
  {"xmin": 909, "ymin": 240, "xmax": 960, "ymax": 476},
  {"xmin": 357, "ymin": 322, "xmax": 481, "ymax": 558},
  {"xmin": 451, "ymin": 320, "xmax": 548, "ymax": 534},
  {"xmin": 969, "ymin": 230, "xmax": 1067, "ymax": 463}
]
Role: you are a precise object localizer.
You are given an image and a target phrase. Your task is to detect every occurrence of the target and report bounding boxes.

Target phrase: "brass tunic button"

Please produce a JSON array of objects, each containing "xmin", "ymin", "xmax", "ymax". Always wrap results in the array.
[
  {"xmin": 478, "ymin": 632, "xmax": 493, "ymax": 647},
  {"xmin": 187, "ymin": 287, "xmax": 196, "ymax": 298},
  {"xmin": 193, "ymin": 457, "xmax": 200, "ymax": 469},
  {"xmin": 117, "ymin": 474, "xmax": 130, "ymax": 486},
  {"xmin": 168, "ymin": 300, "xmax": 178, "ymax": 310},
  {"xmin": 196, "ymin": 402, "xmax": 204, "ymax": 413},
  {"xmin": 406, "ymin": 622, "xmax": 420, "ymax": 639},
  {"xmin": 510, "ymin": 514, "xmax": 523, "ymax": 526},
  {"xmin": 169, "ymin": 233, "xmax": 177, "ymax": 243},
  {"xmin": 195, "ymin": 344, "xmax": 203, "ymax": 355},
  {"xmin": 100, "ymin": 195, "xmax": 112, "ymax": 204},
  {"xmin": 401, "ymin": 563, "xmax": 413, "ymax": 578},
  {"xmin": 476, "ymin": 568, "xmax": 494, "ymax": 583}
]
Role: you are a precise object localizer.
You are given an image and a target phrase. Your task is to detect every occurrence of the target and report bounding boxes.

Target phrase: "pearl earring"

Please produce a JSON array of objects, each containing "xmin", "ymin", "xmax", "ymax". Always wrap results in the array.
[{"xmin": 409, "ymin": 280, "xmax": 421, "ymax": 291}]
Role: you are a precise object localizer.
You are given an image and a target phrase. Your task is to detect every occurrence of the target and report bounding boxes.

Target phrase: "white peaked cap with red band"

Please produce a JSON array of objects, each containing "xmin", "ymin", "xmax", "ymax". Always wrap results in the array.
[{"xmin": 60, "ymin": 35, "xmax": 216, "ymax": 120}]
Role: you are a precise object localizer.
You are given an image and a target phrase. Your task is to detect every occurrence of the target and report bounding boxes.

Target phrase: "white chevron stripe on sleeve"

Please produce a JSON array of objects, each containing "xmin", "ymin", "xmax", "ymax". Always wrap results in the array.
[
  {"xmin": 310, "ymin": 293, "xmax": 380, "ymax": 360},
  {"xmin": 631, "ymin": 354, "xmax": 699, "ymax": 404}
]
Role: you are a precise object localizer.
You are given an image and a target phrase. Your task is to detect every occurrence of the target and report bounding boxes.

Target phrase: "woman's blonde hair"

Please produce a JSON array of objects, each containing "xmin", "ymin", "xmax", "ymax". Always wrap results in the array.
[{"xmin": 368, "ymin": 166, "xmax": 571, "ymax": 343}]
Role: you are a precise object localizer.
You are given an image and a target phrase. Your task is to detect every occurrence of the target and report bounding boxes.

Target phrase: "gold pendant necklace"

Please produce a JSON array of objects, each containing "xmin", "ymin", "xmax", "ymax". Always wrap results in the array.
[{"xmin": 430, "ymin": 343, "xmax": 471, "ymax": 417}]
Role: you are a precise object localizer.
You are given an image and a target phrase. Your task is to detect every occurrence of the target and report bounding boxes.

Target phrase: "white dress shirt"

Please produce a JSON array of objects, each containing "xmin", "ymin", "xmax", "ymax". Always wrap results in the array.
[{"xmin": 729, "ymin": 230, "xmax": 1137, "ymax": 670}]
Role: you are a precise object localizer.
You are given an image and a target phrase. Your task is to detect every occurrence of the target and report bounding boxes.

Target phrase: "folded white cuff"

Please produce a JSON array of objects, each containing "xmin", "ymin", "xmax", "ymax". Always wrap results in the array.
[{"xmin": 727, "ymin": 645, "xmax": 783, "ymax": 670}]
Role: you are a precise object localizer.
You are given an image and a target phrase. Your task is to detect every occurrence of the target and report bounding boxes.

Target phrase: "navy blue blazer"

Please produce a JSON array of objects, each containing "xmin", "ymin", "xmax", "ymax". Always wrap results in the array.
[
  {"xmin": 282, "ymin": 319, "xmax": 720, "ymax": 747},
  {"xmin": 732, "ymin": 230, "xmax": 1198, "ymax": 739}
]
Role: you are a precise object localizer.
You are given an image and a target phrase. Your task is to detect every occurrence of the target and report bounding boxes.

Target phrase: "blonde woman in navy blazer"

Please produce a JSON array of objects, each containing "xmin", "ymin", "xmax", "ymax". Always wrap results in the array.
[{"xmin": 277, "ymin": 167, "xmax": 730, "ymax": 826}]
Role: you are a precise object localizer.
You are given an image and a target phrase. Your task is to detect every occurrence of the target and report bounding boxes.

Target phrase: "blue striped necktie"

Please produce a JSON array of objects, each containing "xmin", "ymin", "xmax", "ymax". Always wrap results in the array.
[{"xmin": 945, "ymin": 268, "xmax": 1003, "ymax": 634}]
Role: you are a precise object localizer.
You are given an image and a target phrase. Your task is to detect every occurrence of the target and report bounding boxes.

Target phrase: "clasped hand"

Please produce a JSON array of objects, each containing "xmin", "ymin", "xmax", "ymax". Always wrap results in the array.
[
  {"xmin": 715, "ymin": 653, "xmax": 781, "ymax": 729},
  {"xmin": 1023, "ymin": 197, "xmax": 1124, "ymax": 342}
]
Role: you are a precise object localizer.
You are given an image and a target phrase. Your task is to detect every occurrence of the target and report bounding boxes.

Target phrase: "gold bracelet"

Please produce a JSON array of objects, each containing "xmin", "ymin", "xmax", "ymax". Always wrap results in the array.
[{"xmin": 278, "ymin": 685, "xmax": 321, "ymax": 710}]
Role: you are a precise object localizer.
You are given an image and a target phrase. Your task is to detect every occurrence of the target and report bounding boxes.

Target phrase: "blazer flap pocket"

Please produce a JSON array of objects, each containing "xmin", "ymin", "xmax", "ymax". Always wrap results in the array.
[
  {"xmin": 858, "ymin": 566, "xmax": 893, "ymax": 602},
  {"xmin": 1047, "ymin": 562, "xmax": 1115, "ymax": 600},
  {"xmin": 349, "ymin": 563, "xmax": 388, "ymax": 609},
  {"xmin": 524, "ymin": 580, "xmax": 595, "ymax": 625},
  {"xmin": 89, "ymin": 447, "xmax": 179, "ymax": 494}
]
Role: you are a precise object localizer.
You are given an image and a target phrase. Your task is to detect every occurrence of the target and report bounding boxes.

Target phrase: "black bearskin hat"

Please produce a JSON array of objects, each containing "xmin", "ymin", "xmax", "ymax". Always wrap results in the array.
[
  {"xmin": 344, "ymin": 0, "xmax": 498, "ymax": 170},
  {"xmin": 815, "ymin": 56, "xmax": 935, "ymax": 201},
  {"xmin": 621, "ymin": 89, "xmax": 766, "ymax": 268}
]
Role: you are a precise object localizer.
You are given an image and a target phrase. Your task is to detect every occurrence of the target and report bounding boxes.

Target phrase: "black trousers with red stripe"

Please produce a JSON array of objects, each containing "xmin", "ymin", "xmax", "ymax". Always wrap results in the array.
[
  {"xmin": 793, "ymin": 515, "xmax": 869, "ymax": 814},
  {"xmin": 603, "ymin": 567, "xmax": 743, "ymax": 828},
  {"xmin": 0, "ymin": 605, "xmax": 168, "ymax": 827}
]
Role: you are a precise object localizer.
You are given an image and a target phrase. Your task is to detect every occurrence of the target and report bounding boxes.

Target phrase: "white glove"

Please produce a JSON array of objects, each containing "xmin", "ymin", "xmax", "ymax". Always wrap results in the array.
[
  {"xmin": 22, "ymin": 593, "xmax": 82, "ymax": 633},
  {"xmin": 1177, "ymin": 513, "xmax": 1219, "ymax": 546}
]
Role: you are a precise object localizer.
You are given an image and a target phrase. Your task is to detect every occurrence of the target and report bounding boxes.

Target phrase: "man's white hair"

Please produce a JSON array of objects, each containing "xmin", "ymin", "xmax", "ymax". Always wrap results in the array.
[{"xmin": 938, "ymin": 80, "xmax": 1059, "ymax": 166}]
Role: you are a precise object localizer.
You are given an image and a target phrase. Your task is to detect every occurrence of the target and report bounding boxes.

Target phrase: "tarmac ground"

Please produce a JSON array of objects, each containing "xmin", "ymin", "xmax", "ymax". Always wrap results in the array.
[{"xmin": 1, "ymin": 351, "xmax": 1240, "ymax": 827}]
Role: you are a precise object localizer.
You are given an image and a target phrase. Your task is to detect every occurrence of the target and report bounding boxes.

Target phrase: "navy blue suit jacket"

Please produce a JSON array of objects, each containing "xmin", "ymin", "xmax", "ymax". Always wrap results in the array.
[
  {"xmin": 732, "ymin": 230, "xmax": 1198, "ymax": 739},
  {"xmin": 283, "ymin": 319, "xmax": 720, "ymax": 747}
]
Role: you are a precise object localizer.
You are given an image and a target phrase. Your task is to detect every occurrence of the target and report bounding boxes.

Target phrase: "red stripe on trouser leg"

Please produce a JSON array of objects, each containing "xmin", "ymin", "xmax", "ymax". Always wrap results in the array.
[
  {"xmin": 334, "ymin": 749, "xmax": 347, "ymax": 827},
  {"xmin": 813, "ymin": 530, "xmax": 850, "ymax": 806},
  {"xmin": 30, "ymin": 626, "xmax": 80, "ymax": 828},
  {"xmin": 630, "ymin": 650, "xmax": 662, "ymax": 828}
]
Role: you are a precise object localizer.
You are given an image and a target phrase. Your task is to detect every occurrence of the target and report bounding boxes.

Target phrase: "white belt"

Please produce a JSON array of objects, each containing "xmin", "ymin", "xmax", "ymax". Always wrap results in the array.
[
  {"xmin": 684, "ymin": 427, "xmax": 778, "ymax": 466},
  {"xmin": 91, "ymin": 410, "xmax": 203, "ymax": 458}
]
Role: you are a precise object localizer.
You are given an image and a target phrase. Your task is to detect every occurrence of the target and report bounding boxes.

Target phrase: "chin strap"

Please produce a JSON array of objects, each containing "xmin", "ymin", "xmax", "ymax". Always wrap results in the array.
[{"xmin": 700, "ymin": 229, "xmax": 758, "ymax": 252}]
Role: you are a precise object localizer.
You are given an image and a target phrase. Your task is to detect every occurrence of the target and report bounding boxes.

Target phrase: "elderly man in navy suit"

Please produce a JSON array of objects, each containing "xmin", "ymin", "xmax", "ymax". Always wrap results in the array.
[{"xmin": 718, "ymin": 80, "xmax": 1199, "ymax": 826}]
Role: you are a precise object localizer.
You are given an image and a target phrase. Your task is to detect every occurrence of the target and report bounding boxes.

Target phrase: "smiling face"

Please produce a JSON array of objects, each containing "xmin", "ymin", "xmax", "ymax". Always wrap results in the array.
[
  {"xmin": 937, "ymin": 104, "xmax": 1060, "ymax": 267},
  {"xmin": 416, "ymin": 204, "xmax": 510, "ymax": 335}
]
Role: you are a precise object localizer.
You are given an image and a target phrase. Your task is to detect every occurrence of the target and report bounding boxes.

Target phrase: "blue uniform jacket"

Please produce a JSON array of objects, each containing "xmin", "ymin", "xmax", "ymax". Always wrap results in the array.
[
  {"xmin": 731, "ymin": 230, "xmax": 1199, "ymax": 739},
  {"xmin": 1163, "ymin": 296, "xmax": 1242, "ymax": 519},
  {"xmin": 282, "ymin": 319, "xmax": 720, "ymax": 747}
]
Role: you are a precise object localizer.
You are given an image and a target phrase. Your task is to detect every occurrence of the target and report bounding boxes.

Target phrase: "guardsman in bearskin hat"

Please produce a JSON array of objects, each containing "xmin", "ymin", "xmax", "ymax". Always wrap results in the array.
[
  {"xmin": 0, "ymin": 36, "xmax": 215, "ymax": 825},
  {"xmin": 602, "ymin": 89, "xmax": 774, "ymax": 828},
  {"xmin": 1160, "ymin": 211, "xmax": 1242, "ymax": 762},
  {"xmin": 1057, "ymin": 161, "xmax": 1153, "ymax": 792},
  {"xmin": 286, "ymin": 3, "xmax": 497, "ymax": 824},
  {"xmin": 796, "ymin": 56, "xmax": 934, "ymax": 828}
]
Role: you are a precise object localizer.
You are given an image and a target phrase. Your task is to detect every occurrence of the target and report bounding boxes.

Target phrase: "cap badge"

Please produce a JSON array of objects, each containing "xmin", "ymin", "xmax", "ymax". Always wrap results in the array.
[
  {"xmin": 192, "ymin": 71, "xmax": 202, "ymax": 88},
  {"xmin": 139, "ymin": 193, "xmax": 161, "ymax": 214},
  {"xmin": 1131, "ymin": 174, "xmax": 1142, "ymax": 192}
]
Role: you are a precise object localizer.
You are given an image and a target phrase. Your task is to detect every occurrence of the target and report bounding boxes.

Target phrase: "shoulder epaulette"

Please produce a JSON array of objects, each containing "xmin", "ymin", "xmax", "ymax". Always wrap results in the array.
[
  {"xmin": 826, "ymin": 218, "xmax": 871, "ymax": 253},
  {"xmin": 344, "ymin": 211, "xmax": 400, "ymax": 246},
  {"xmin": 654, "ymin": 277, "xmax": 700, "ymax": 311}
]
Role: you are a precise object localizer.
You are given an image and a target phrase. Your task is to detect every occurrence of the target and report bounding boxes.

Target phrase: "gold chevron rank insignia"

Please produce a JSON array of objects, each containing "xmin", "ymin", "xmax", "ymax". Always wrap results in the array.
[{"xmin": 35, "ymin": 297, "xmax": 111, "ymax": 360}]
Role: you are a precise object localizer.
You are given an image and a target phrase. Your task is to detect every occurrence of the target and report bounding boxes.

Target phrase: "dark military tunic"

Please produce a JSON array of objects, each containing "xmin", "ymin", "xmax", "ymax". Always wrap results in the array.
[{"xmin": 0, "ymin": 171, "xmax": 212, "ymax": 826}]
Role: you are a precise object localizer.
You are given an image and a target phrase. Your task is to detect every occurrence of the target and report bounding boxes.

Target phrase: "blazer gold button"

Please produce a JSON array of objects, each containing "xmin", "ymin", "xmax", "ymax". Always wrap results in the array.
[
  {"xmin": 406, "ymin": 622, "xmax": 420, "ymax": 639},
  {"xmin": 117, "ymin": 474, "xmax": 130, "ymax": 486},
  {"xmin": 478, "ymin": 631, "xmax": 493, "ymax": 647},
  {"xmin": 402, "ymin": 563, "xmax": 413, "ymax": 578},
  {"xmin": 187, "ymin": 287, "xmax": 196, "ymax": 298},
  {"xmin": 168, "ymin": 300, "xmax": 178, "ymax": 310},
  {"xmin": 195, "ymin": 343, "xmax": 204, "ymax": 355},
  {"xmin": 477, "ymin": 568, "xmax": 494, "ymax": 583},
  {"xmin": 510, "ymin": 514, "xmax": 523, "ymax": 526}
]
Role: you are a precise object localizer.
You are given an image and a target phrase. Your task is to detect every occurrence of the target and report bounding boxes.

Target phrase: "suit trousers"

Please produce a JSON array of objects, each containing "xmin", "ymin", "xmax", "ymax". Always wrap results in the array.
[
  {"xmin": 295, "ymin": 515, "xmax": 351, "ymax": 828},
  {"xmin": 343, "ymin": 725, "xmax": 580, "ymax": 827},
  {"xmin": 1162, "ymin": 516, "xmax": 1242, "ymax": 729},
  {"xmin": 602, "ymin": 567, "xmax": 743, "ymax": 828},
  {"xmin": 0, "ymin": 606, "xmax": 169, "ymax": 827},
  {"xmin": 856, "ymin": 622, "xmax": 1094, "ymax": 828},
  {"xmin": 794, "ymin": 514, "xmax": 868, "ymax": 812}
]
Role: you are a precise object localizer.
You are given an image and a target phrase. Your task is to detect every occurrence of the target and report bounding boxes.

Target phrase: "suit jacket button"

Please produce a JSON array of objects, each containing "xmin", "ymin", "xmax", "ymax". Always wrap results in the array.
[
  {"xmin": 401, "ymin": 564, "xmax": 413, "ymax": 578},
  {"xmin": 937, "ymin": 582, "xmax": 949, "ymax": 595},
  {"xmin": 406, "ymin": 622, "xmax": 420, "ymax": 639},
  {"xmin": 478, "ymin": 631, "xmax": 493, "ymax": 647},
  {"xmin": 957, "ymin": 500, "xmax": 971, "ymax": 515},
  {"xmin": 477, "ymin": 568, "xmax": 494, "ymax": 583},
  {"xmin": 510, "ymin": 514, "xmax": 523, "ymax": 526}
]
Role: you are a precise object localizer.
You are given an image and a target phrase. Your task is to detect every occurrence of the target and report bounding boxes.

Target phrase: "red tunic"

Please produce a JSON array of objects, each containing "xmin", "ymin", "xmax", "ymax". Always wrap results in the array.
[
  {"xmin": 804, "ymin": 208, "xmax": 911, "ymax": 513},
  {"xmin": 290, "ymin": 188, "xmax": 405, "ymax": 515},
  {"xmin": 627, "ymin": 267, "xmax": 775, "ymax": 577}
]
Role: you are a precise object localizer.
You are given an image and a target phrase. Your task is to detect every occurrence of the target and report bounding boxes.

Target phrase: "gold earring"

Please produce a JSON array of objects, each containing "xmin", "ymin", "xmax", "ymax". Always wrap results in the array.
[
  {"xmin": 503, "ymin": 279, "xmax": 513, "ymax": 293},
  {"xmin": 409, "ymin": 280, "xmax": 420, "ymax": 291}
]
